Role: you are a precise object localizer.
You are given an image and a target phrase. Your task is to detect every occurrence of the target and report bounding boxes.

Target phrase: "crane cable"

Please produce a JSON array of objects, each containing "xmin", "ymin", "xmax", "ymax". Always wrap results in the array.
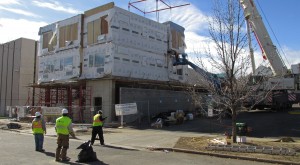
[{"xmin": 255, "ymin": 0, "xmax": 290, "ymax": 67}]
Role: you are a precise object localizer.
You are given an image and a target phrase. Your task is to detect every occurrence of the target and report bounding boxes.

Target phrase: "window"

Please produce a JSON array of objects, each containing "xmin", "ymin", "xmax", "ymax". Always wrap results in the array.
[
  {"xmin": 177, "ymin": 69, "xmax": 183, "ymax": 75},
  {"xmin": 89, "ymin": 55, "xmax": 94, "ymax": 67},
  {"xmin": 87, "ymin": 15, "xmax": 108, "ymax": 45},
  {"xmin": 44, "ymin": 61, "xmax": 54, "ymax": 73},
  {"xmin": 42, "ymin": 31, "xmax": 55, "ymax": 51},
  {"xmin": 54, "ymin": 59, "xmax": 60, "ymax": 71},
  {"xmin": 101, "ymin": 15, "xmax": 108, "ymax": 34},
  {"xmin": 64, "ymin": 57, "xmax": 73, "ymax": 71},
  {"xmin": 94, "ymin": 54, "xmax": 104, "ymax": 67},
  {"xmin": 59, "ymin": 23, "xmax": 78, "ymax": 48}
]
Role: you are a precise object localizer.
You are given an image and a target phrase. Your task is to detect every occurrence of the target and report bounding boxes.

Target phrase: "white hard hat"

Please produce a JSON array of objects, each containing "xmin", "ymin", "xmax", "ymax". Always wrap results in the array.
[
  {"xmin": 35, "ymin": 112, "xmax": 41, "ymax": 117},
  {"xmin": 62, "ymin": 109, "xmax": 68, "ymax": 114}
]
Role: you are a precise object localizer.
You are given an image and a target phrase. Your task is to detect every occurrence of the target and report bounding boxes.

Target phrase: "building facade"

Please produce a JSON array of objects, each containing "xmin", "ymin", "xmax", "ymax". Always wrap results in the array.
[
  {"xmin": 35, "ymin": 2, "xmax": 197, "ymax": 123},
  {"xmin": 0, "ymin": 38, "xmax": 37, "ymax": 116}
]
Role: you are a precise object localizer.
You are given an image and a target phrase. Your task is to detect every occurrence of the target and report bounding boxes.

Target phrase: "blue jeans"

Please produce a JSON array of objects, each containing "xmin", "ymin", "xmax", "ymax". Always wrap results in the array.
[{"xmin": 34, "ymin": 134, "xmax": 44, "ymax": 151}]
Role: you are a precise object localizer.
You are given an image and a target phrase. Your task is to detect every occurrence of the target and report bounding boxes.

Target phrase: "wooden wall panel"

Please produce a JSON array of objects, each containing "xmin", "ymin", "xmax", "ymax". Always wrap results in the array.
[
  {"xmin": 87, "ymin": 22, "xmax": 94, "ymax": 45},
  {"xmin": 93, "ymin": 19, "xmax": 101, "ymax": 43}
]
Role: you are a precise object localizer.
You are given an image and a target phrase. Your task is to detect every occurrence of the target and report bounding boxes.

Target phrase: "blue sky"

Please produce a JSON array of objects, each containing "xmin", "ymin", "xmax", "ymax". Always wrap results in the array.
[{"xmin": 0, "ymin": 0, "xmax": 299, "ymax": 67}]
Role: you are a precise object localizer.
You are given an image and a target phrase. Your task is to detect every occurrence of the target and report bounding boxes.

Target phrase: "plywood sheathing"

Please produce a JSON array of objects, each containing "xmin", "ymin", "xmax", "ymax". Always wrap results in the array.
[{"xmin": 84, "ymin": 2, "xmax": 114, "ymax": 17}]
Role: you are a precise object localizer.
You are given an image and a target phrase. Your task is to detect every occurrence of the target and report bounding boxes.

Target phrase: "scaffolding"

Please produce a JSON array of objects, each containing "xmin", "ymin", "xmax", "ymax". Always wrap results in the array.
[
  {"xmin": 128, "ymin": 0, "xmax": 190, "ymax": 22},
  {"xmin": 26, "ymin": 82, "xmax": 92, "ymax": 123}
]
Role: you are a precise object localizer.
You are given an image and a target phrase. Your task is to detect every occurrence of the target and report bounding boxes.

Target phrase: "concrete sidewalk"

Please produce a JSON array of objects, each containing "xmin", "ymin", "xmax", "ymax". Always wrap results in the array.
[
  {"xmin": 1, "ymin": 119, "xmax": 216, "ymax": 150},
  {"xmin": 34, "ymin": 125, "xmax": 211, "ymax": 150},
  {"xmin": 2, "ymin": 119, "xmax": 300, "ymax": 165}
]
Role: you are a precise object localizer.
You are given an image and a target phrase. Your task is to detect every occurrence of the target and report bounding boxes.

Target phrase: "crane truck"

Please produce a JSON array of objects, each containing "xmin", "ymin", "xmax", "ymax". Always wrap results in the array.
[
  {"xmin": 169, "ymin": 0, "xmax": 300, "ymax": 112},
  {"xmin": 240, "ymin": 0, "xmax": 300, "ymax": 110}
]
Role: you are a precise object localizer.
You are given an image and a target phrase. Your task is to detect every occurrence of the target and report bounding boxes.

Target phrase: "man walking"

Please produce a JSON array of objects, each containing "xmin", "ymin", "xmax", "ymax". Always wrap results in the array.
[
  {"xmin": 32, "ymin": 111, "xmax": 46, "ymax": 152},
  {"xmin": 91, "ymin": 110, "xmax": 106, "ymax": 145},
  {"xmin": 55, "ymin": 109, "xmax": 75, "ymax": 162}
]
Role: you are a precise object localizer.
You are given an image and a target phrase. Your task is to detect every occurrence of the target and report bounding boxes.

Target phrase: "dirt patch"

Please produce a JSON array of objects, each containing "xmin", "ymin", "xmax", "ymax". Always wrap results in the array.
[{"xmin": 174, "ymin": 136, "xmax": 300, "ymax": 163}]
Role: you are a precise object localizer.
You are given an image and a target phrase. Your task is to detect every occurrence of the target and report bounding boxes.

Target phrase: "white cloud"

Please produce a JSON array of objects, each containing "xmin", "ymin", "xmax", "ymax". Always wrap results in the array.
[
  {"xmin": 0, "ymin": 18, "xmax": 47, "ymax": 43},
  {"xmin": 0, "ymin": 0, "xmax": 21, "ymax": 5},
  {"xmin": 282, "ymin": 46, "xmax": 300, "ymax": 67},
  {"xmin": 32, "ymin": 0, "xmax": 81, "ymax": 14},
  {"xmin": 130, "ymin": 1, "xmax": 207, "ymax": 32},
  {"xmin": 184, "ymin": 31, "xmax": 211, "ymax": 54},
  {"xmin": 157, "ymin": 4, "xmax": 208, "ymax": 33},
  {"xmin": 250, "ymin": 45, "xmax": 300, "ymax": 71},
  {"xmin": 0, "ymin": 6, "xmax": 40, "ymax": 17}
]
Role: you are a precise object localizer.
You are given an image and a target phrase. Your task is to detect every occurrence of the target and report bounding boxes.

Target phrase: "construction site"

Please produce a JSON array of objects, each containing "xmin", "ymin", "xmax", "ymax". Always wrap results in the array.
[
  {"xmin": 1, "ymin": 0, "xmax": 300, "ymax": 125},
  {"xmin": 0, "ymin": 1, "xmax": 205, "ymax": 124}
]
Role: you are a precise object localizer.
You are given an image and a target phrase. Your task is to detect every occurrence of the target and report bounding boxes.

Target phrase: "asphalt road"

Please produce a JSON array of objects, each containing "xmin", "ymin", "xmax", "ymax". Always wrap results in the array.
[
  {"xmin": 0, "ymin": 130, "xmax": 270, "ymax": 165},
  {"xmin": 134, "ymin": 110, "xmax": 300, "ymax": 138}
]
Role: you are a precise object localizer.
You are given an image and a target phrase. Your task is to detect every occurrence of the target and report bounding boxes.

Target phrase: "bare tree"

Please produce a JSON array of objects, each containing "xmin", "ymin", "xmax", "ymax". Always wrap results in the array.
[
  {"xmin": 194, "ymin": 0, "xmax": 252, "ymax": 143},
  {"xmin": 180, "ymin": 0, "xmax": 284, "ymax": 143}
]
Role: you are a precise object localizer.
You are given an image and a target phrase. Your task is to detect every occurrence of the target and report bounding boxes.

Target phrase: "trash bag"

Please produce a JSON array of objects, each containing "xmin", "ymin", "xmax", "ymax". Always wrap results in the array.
[{"xmin": 77, "ymin": 140, "xmax": 98, "ymax": 162}]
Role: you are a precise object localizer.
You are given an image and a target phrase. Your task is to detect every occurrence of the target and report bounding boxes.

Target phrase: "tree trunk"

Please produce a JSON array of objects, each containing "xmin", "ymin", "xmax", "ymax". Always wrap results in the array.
[{"xmin": 231, "ymin": 108, "xmax": 237, "ymax": 143}]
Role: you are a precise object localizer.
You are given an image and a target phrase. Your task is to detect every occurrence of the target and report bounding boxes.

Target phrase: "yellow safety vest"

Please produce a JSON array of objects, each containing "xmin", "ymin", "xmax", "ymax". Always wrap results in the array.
[
  {"xmin": 93, "ymin": 114, "xmax": 103, "ymax": 126},
  {"xmin": 32, "ymin": 120, "xmax": 44, "ymax": 134},
  {"xmin": 56, "ymin": 116, "xmax": 71, "ymax": 135}
]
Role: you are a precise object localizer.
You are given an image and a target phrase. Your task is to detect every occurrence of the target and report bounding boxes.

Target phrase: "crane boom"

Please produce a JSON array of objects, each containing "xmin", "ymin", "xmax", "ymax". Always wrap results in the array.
[
  {"xmin": 169, "ymin": 50, "xmax": 221, "ymax": 92},
  {"xmin": 240, "ymin": 0, "xmax": 288, "ymax": 76}
]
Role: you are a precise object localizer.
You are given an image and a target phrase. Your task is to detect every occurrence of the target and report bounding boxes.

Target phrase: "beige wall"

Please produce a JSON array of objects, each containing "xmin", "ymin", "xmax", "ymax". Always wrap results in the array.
[
  {"xmin": 87, "ymin": 79, "xmax": 115, "ymax": 122},
  {"xmin": 19, "ymin": 38, "xmax": 36, "ymax": 105},
  {"xmin": 0, "ymin": 38, "xmax": 36, "ymax": 116}
]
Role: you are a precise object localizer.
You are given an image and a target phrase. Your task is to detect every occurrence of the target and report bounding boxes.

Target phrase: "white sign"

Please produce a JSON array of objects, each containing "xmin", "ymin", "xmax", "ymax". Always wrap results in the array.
[
  {"xmin": 208, "ymin": 108, "xmax": 213, "ymax": 117},
  {"xmin": 42, "ymin": 107, "xmax": 62, "ymax": 116},
  {"xmin": 17, "ymin": 106, "xmax": 25, "ymax": 117},
  {"xmin": 115, "ymin": 103, "xmax": 138, "ymax": 116}
]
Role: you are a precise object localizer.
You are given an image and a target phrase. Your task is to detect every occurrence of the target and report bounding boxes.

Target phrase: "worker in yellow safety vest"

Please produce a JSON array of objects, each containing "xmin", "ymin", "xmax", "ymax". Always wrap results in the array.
[
  {"xmin": 32, "ymin": 111, "xmax": 46, "ymax": 152},
  {"xmin": 55, "ymin": 108, "xmax": 75, "ymax": 162},
  {"xmin": 91, "ymin": 110, "xmax": 107, "ymax": 145}
]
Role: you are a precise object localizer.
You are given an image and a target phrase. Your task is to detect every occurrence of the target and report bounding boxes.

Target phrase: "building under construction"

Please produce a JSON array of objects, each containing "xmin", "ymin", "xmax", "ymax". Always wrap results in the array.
[{"xmin": 24, "ymin": 2, "xmax": 204, "ymax": 123}]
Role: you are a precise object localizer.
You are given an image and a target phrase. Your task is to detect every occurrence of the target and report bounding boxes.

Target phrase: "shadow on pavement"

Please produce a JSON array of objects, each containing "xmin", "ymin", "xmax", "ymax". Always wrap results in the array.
[
  {"xmin": 74, "ymin": 160, "xmax": 108, "ymax": 165},
  {"xmin": 43, "ymin": 151, "xmax": 55, "ymax": 157}
]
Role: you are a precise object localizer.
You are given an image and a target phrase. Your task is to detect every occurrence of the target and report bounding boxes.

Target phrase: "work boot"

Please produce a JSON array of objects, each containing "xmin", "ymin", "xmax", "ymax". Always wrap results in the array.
[{"xmin": 61, "ymin": 148, "xmax": 68, "ymax": 160}]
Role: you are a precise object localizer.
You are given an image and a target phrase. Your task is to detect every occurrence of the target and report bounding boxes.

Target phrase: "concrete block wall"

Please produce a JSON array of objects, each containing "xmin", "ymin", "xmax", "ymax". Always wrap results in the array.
[
  {"xmin": 87, "ymin": 79, "xmax": 115, "ymax": 122},
  {"xmin": 119, "ymin": 87, "xmax": 193, "ymax": 123}
]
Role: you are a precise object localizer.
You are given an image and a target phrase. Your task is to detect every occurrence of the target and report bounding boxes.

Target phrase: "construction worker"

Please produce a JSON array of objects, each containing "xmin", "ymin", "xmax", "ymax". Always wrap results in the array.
[
  {"xmin": 55, "ymin": 108, "xmax": 75, "ymax": 162},
  {"xmin": 91, "ymin": 110, "xmax": 106, "ymax": 145},
  {"xmin": 31, "ymin": 111, "xmax": 46, "ymax": 152}
]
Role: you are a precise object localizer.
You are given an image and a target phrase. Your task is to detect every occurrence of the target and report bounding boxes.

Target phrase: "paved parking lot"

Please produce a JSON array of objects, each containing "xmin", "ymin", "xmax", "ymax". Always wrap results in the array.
[{"xmin": 132, "ymin": 109, "xmax": 300, "ymax": 139}]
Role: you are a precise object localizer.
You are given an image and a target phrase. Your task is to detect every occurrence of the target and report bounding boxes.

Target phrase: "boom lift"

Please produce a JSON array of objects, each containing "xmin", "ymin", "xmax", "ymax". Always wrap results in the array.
[
  {"xmin": 168, "ymin": 50, "xmax": 226, "ymax": 117},
  {"xmin": 168, "ymin": 50, "xmax": 221, "ymax": 93},
  {"xmin": 240, "ymin": 0, "xmax": 300, "ymax": 110}
]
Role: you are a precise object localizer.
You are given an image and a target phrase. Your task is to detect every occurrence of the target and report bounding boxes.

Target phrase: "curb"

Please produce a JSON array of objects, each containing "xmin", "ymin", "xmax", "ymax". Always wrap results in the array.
[
  {"xmin": 2, "ymin": 129, "xmax": 140, "ymax": 152},
  {"xmin": 149, "ymin": 147, "xmax": 300, "ymax": 165}
]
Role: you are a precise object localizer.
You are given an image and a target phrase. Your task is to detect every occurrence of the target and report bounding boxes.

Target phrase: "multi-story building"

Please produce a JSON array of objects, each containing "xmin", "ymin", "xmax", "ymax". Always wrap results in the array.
[
  {"xmin": 0, "ymin": 38, "xmax": 37, "ymax": 116},
  {"xmin": 36, "ymin": 2, "xmax": 197, "ymax": 123}
]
